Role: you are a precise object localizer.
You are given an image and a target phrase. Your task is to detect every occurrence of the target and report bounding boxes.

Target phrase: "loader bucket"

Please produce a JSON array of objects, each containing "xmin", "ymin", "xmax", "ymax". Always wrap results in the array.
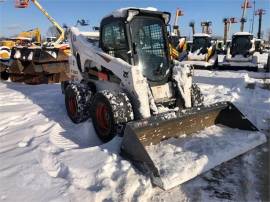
[{"xmin": 120, "ymin": 101, "xmax": 266, "ymax": 190}]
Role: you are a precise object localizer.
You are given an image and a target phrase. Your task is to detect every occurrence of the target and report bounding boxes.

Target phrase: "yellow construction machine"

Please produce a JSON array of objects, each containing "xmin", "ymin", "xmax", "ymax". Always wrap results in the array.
[
  {"xmin": 168, "ymin": 8, "xmax": 188, "ymax": 61},
  {"xmin": 0, "ymin": 0, "xmax": 70, "ymax": 84}
]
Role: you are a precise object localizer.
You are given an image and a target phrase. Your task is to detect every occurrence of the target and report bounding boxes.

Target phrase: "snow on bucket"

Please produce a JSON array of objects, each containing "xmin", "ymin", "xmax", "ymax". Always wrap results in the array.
[{"xmin": 120, "ymin": 101, "xmax": 267, "ymax": 190}]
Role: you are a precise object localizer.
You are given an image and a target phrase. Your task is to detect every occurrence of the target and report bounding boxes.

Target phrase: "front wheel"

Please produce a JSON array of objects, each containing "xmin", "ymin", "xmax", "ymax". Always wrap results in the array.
[{"xmin": 91, "ymin": 91, "xmax": 133, "ymax": 142}]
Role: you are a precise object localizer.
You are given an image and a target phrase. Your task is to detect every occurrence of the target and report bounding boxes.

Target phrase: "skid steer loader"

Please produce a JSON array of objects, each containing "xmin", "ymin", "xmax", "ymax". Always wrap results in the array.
[
  {"xmin": 63, "ymin": 8, "xmax": 266, "ymax": 190},
  {"xmin": 180, "ymin": 33, "xmax": 218, "ymax": 69},
  {"xmin": 217, "ymin": 32, "xmax": 269, "ymax": 71}
]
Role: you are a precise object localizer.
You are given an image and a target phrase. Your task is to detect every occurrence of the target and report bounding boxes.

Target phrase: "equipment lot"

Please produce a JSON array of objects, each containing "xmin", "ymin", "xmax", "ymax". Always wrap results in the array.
[{"xmin": 0, "ymin": 69, "xmax": 269, "ymax": 201}]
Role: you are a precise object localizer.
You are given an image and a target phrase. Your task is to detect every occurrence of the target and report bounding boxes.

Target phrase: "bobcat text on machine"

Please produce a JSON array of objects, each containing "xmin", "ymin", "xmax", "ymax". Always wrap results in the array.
[
  {"xmin": 62, "ymin": 8, "xmax": 266, "ymax": 190},
  {"xmin": 217, "ymin": 32, "xmax": 270, "ymax": 71}
]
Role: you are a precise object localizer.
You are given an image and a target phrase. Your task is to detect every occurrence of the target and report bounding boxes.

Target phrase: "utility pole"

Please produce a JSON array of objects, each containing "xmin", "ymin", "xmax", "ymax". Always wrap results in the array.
[
  {"xmin": 172, "ymin": 8, "xmax": 184, "ymax": 37},
  {"xmin": 223, "ymin": 18, "xmax": 229, "ymax": 44},
  {"xmin": 251, "ymin": 0, "xmax": 256, "ymax": 33},
  {"xmin": 223, "ymin": 17, "xmax": 238, "ymax": 43},
  {"xmin": 228, "ymin": 17, "xmax": 238, "ymax": 39},
  {"xmin": 255, "ymin": 9, "xmax": 266, "ymax": 39},
  {"xmin": 240, "ymin": 0, "xmax": 252, "ymax": 32}
]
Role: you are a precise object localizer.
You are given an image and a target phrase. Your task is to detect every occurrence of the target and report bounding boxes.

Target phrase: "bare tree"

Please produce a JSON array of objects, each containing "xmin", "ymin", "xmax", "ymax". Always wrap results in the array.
[{"xmin": 189, "ymin": 21, "xmax": 195, "ymax": 35}]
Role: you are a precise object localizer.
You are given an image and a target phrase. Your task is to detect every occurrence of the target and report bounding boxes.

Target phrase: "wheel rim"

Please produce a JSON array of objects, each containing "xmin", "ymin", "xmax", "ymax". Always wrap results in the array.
[
  {"xmin": 96, "ymin": 103, "xmax": 110, "ymax": 134},
  {"xmin": 68, "ymin": 96, "xmax": 77, "ymax": 117}
]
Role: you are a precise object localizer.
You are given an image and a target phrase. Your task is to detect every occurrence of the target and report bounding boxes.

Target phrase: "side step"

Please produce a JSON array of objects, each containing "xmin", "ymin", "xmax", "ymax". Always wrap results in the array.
[{"xmin": 120, "ymin": 101, "xmax": 267, "ymax": 190}]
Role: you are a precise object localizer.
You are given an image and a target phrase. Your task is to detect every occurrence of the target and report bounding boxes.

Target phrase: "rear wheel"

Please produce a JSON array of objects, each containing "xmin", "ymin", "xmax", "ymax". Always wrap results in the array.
[
  {"xmin": 91, "ymin": 91, "xmax": 133, "ymax": 142},
  {"xmin": 266, "ymin": 54, "xmax": 270, "ymax": 72},
  {"xmin": 191, "ymin": 83, "xmax": 204, "ymax": 107},
  {"xmin": 65, "ymin": 83, "xmax": 92, "ymax": 123}
]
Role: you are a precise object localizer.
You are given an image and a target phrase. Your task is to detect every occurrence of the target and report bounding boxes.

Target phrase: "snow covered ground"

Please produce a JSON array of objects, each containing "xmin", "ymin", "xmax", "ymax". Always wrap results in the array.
[{"xmin": 0, "ymin": 70, "xmax": 269, "ymax": 201}]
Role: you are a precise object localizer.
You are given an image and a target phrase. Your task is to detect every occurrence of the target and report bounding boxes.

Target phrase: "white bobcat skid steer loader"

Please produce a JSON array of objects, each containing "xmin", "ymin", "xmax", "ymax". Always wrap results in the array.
[
  {"xmin": 180, "ymin": 33, "xmax": 217, "ymax": 69},
  {"xmin": 218, "ymin": 32, "xmax": 269, "ymax": 71},
  {"xmin": 63, "ymin": 8, "xmax": 266, "ymax": 190}
]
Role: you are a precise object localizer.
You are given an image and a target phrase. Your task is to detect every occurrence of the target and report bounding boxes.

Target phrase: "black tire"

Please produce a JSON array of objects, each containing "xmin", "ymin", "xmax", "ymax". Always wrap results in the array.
[
  {"xmin": 0, "ymin": 71, "xmax": 9, "ymax": 80},
  {"xmin": 65, "ymin": 83, "xmax": 92, "ymax": 123},
  {"xmin": 266, "ymin": 54, "xmax": 270, "ymax": 72},
  {"xmin": 61, "ymin": 81, "xmax": 70, "ymax": 94},
  {"xmin": 191, "ymin": 83, "xmax": 204, "ymax": 107},
  {"xmin": 91, "ymin": 90, "xmax": 133, "ymax": 142}
]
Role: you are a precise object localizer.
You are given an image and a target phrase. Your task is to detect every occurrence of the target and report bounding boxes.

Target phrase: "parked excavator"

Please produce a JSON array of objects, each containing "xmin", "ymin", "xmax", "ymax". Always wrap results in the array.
[
  {"xmin": 62, "ymin": 8, "xmax": 266, "ymax": 190},
  {"xmin": 1, "ymin": 0, "xmax": 70, "ymax": 84}
]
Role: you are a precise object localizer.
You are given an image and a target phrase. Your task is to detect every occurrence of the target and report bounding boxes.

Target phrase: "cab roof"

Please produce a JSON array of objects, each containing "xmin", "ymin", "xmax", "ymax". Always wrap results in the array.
[
  {"xmin": 193, "ymin": 33, "xmax": 211, "ymax": 38},
  {"xmin": 233, "ymin": 32, "xmax": 253, "ymax": 36},
  {"xmin": 101, "ymin": 7, "xmax": 171, "ymax": 24}
]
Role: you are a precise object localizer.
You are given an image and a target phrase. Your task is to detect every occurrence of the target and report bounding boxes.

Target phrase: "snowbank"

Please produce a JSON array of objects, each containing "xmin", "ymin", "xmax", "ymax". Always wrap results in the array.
[
  {"xmin": 0, "ymin": 68, "xmax": 269, "ymax": 201},
  {"xmin": 147, "ymin": 125, "xmax": 266, "ymax": 190}
]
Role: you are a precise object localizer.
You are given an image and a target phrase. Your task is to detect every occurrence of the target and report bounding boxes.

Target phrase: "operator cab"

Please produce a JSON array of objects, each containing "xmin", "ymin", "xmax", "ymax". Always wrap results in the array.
[
  {"xmin": 230, "ymin": 32, "xmax": 253, "ymax": 57},
  {"xmin": 191, "ymin": 33, "xmax": 212, "ymax": 54},
  {"xmin": 100, "ymin": 8, "xmax": 171, "ymax": 85}
]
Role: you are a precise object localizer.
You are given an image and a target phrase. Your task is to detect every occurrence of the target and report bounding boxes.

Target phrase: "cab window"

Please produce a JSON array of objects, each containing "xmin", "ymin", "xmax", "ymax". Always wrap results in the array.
[{"xmin": 101, "ymin": 21, "xmax": 129, "ymax": 63}]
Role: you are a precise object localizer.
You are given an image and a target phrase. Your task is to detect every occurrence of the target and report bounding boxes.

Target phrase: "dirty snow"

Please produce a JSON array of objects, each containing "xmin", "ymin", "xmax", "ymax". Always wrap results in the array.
[
  {"xmin": 173, "ymin": 62, "xmax": 192, "ymax": 107},
  {"xmin": 0, "ymin": 69, "xmax": 269, "ymax": 201},
  {"xmin": 146, "ymin": 125, "xmax": 266, "ymax": 190}
]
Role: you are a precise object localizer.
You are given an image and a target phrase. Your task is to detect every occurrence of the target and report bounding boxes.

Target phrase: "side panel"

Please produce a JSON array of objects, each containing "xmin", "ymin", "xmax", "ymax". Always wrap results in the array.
[{"xmin": 68, "ymin": 27, "xmax": 151, "ymax": 118}]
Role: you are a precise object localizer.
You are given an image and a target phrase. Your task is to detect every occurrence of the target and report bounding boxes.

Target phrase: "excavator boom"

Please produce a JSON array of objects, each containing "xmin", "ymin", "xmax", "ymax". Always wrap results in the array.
[{"xmin": 15, "ymin": 0, "xmax": 65, "ymax": 45}]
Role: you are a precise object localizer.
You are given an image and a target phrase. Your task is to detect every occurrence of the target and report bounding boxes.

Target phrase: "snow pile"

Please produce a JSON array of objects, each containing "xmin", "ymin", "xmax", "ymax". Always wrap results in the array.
[
  {"xmin": 107, "ymin": 7, "xmax": 158, "ymax": 18},
  {"xmin": 188, "ymin": 49, "xmax": 206, "ymax": 60},
  {"xmin": 0, "ymin": 82, "xmax": 153, "ymax": 201},
  {"xmin": 194, "ymin": 70, "xmax": 270, "ymax": 132},
  {"xmin": 146, "ymin": 125, "xmax": 266, "ymax": 190},
  {"xmin": 173, "ymin": 62, "xmax": 192, "ymax": 107},
  {"xmin": 0, "ymin": 68, "xmax": 269, "ymax": 201},
  {"xmin": 39, "ymin": 137, "xmax": 153, "ymax": 201}
]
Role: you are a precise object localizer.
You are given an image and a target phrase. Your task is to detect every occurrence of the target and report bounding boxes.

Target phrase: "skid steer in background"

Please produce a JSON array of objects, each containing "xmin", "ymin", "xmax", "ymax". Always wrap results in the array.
[
  {"xmin": 63, "ymin": 8, "xmax": 266, "ymax": 190},
  {"xmin": 168, "ymin": 8, "xmax": 188, "ymax": 61},
  {"xmin": 180, "ymin": 33, "xmax": 218, "ymax": 69},
  {"xmin": 217, "ymin": 32, "xmax": 269, "ymax": 71}
]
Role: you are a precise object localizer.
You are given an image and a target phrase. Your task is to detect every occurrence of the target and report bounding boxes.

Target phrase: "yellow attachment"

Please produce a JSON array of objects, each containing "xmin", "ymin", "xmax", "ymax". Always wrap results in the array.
[
  {"xmin": 169, "ymin": 43, "xmax": 179, "ymax": 60},
  {"xmin": 0, "ymin": 51, "xmax": 10, "ymax": 60},
  {"xmin": 178, "ymin": 38, "xmax": 186, "ymax": 50},
  {"xmin": 206, "ymin": 46, "xmax": 213, "ymax": 61},
  {"xmin": 0, "ymin": 41, "xmax": 16, "ymax": 48}
]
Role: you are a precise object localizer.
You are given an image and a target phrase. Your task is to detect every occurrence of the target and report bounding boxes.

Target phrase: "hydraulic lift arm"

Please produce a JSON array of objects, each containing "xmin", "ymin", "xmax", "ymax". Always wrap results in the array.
[{"xmin": 15, "ymin": 0, "xmax": 65, "ymax": 45}]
